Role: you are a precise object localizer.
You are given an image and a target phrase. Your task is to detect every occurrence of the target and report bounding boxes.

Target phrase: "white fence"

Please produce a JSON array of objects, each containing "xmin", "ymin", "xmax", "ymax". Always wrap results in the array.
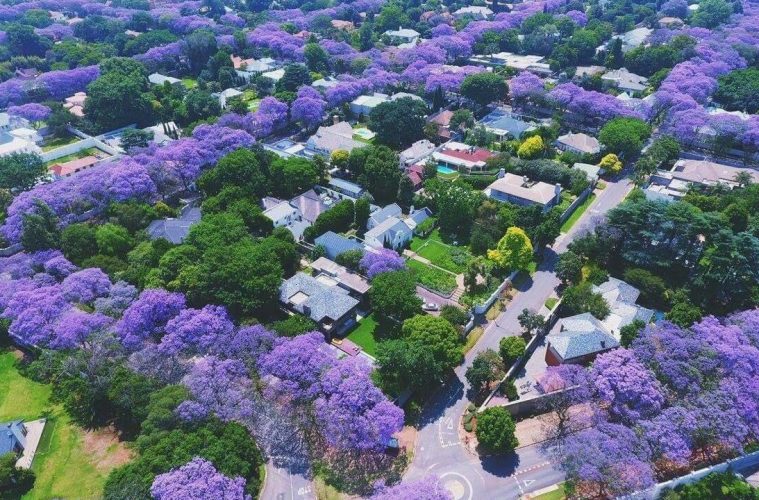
[{"xmin": 472, "ymin": 270, "xmax": 519, "ymax": 315}]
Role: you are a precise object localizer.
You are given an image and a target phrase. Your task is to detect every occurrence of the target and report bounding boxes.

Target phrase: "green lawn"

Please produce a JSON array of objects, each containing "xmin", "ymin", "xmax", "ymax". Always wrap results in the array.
[
  {"xmin": 410, "ymin": 229, "xmax": 472, "ymax": 273},
  {"xmin": 45, "ymin": 147, "xmax": 105, "ymax": 167},
  {"xmin": 347, "ymin": 314, "xmax": 380, "ymax": 356},
  {"xmin": 560, "ymin": 193, "xmax": 596, "ymax": 233},
  {"xmin": 41, "ymin": 135, "xmax": 80, "ymax": 152},
  {"xmin": 181, "ymin": 77, "xmax": 198, "ymax": 89},
  {"xmin": 531, "ymin": 484, "xmax": 565, "ymax": 500},
  {"xmin": 407, "ymin": 259, "xmax": 457, "ymax": 295},
  {"xmin": 545, "ymin": 297, "xmax": 559, "ymax": 310},
  {"xmin": 0, "ymin": 352, "xmax": 128, "ymax": 500}
]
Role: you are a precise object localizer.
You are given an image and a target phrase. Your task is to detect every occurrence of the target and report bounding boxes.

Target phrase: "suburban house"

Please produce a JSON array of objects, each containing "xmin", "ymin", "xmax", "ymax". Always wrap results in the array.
[
  {"xmin": 479, "ymin": 108, "xmax": 538, "ymax": 140},
  {"xmin": 453, "ymin": 5, "xmax": 493, "ymax": 19},
  {"xmin": 312, "ymin": 76, "xmax": 339, "ymax": 89},
  {"xmin": 314, "ymin": 231, "xmax": 365, "ymax": 260},
  {"xmin": 0, "ymin": 419, "xmax": 46, "ymax": 469},
  {"xmin": 658, "ymin": 16, "xmax": 684, "ymax": 27},
  {"xmin": 49, "ymin": 155, "xmax": 100, "ymax": 179},
  {"xmin": 644, "ymin": 158, "xmax": 759, "ymax": 201},
  {"xmin": 261, "ymin": 68, "xmax": 285, "ymax": 83},
  {"xmin": 404, "ymin": 206, "xmax": 433, "ymax": 231},
  {"xmin": 0, "ymin": 113, "xmax": 42, "ymax": 157},
  {"xmin": 279, "ymin": 272, "xmax": 359, "ymax": 337},
  {"xmin": 146, "ymin": 206, "xmax": 202, "ymax": 244},
  {"xmin": 215, "ymin": 88, "xmax": 243, "ymax": 109},
  {"xmin": 597, "ymin": 27, "xmax": 652, "ymax": 53},
  {"xmin": 400, "ymin": 140, "xmax": 436, "ymax": 168},
  {"xmin": 350, "ymin": 92, "xmax": 425, "ymax": 117},
  {"xmin": 407, "ymin": 164, "xmax": 425, "ymax": 190},
  {"xmin": 306, "ymin": 122, "xmax": 363, "ymax": 155},
  {"xmin": 231, "ymin": 56, "xmax": 277, "ymax": 80},
  {"xmin": 382, "ymin": 27, "xmax": 420, "ymax": 47},
  {"xmin": 64, "ymin": 92, "xmax": 86, "ymax": 117},
  {"xmin": 148, "ymin": 73, "xmax": 181, "ymax": 86},
  {"xmin": 593, "ymin": 277, "xmax": 654, "ymax": 337},
  {"xmin": 470, "ymin": 52, "xmax": 552, "ymax": 75},
  {"xmin": 310, "ymin": 256, "xmax": 371, "ymax": 303},
  {"xmin": 556, "ymin": 132, "xmax": 601, "ymax": 155},
  {"xmin": 573, "ymin": 162, "xmax": 603, "ymax": 183},
  {"xmin": 263, "ymin": 200, "xmax": 309, "ymax": 239},
  {"xmin": 601, "ymin": 68, "xmax": 649, "ymax": 93},
  {"xmin": 484, "ymin": 172, "xmax": 562, "ymax": 211},
  {"xmin": 432, "ymin": 142, "xmax": 496, "ymax": 173},
  {"xmin": 328, "ymin": 178, "xmax": 366, "ymax": 198},
  {"xmin": 427, "ymin": 109, "xmax": 455, "ymax": 141},
  {"xmin": 0, "ymin": 421, "xmax": 27, "ymax": 456},
  {"xmin": 331, "ymin": 19, "xmax": 355, "ymax": 30},
  {"xmin": 364, "ymin": 216, "xmax": 413, "ymax": 250},
  {"xmin": 545, "ymin": 313, "xmax": 620, "ymax": 366},
  {"xmin": 574, "ymin": 65, "xmax": 606, "ymax": 79},
  {"xmin": 368, "ymin": 203, "xmax": 403, "ymax": 230}
]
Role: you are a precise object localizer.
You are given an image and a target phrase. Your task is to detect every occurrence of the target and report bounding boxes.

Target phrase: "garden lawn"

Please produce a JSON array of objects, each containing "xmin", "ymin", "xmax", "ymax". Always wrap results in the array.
[
  {"xmin": 181, "ymin": 77, "xmax": 198, "ymax": 89},
  {"xmin": 410, "ymin": 229, "xmax": 472, "ymax": 273},
  {"xmin": 41, "ymin": 135, "xmax": 79, "ymax": 152},
  {"xmin": 560, "ymin": 193, "xmax": 596, "ymax": 233},
  {"xmin": 44, "ymin": 147, "xmax": 105, "ymax": 167},
  {"xmin": 347, "ymin": 314, "xmax": 380, "ymax": 357},
  {"xmin": 407, "ymin": 259, "xmax": 457, "ymax": 295},
  {"xmin": 0, "ymin": 352, "xmax": 129, "ymax": 500}
]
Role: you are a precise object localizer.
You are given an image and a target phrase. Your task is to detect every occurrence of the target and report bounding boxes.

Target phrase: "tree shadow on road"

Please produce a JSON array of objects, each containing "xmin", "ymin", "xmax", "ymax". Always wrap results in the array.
[
  {"xmin": 415, "ymin": 376, "xmax": 466, "ymax": 430},
  {"xmin": 478, "ymin": 451, "xmax": 522, "ymax": 478}
]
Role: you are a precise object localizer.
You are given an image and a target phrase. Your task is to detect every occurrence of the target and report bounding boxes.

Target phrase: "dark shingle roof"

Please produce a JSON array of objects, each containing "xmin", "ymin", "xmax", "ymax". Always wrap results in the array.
[
  {"xmin": 314, "ymin": 231, "xmax": 364, "ymax": 260},
  {"xmin": 0, "ymin": 421, "xmax": 25, "ymax": 455},
  {"xmin": 146, "ymin": 207, "xmax": 202, "ymax": 244},
  {"xmin": 280, "ymin": 273, "xmax": 359, "ymax": 323}
]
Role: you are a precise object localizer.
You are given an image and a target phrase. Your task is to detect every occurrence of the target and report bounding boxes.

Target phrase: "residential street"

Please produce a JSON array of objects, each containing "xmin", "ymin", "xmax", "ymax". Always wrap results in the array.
[{"xmin": 405, "ymin": 175, "xmax": 633, "ymax": 499}]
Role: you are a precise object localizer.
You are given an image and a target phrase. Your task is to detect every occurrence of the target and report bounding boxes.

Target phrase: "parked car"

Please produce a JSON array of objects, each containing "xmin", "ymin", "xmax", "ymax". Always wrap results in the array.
[{"xmin": 422, "ymin": 302, "xmax": 440, "ymax": 311}]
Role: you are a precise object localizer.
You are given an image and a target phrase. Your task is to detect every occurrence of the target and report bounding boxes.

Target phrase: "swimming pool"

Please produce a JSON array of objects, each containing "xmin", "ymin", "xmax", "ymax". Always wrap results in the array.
[{"xmin": 437, "ymin": 165, "xmax": 457, "ymax": 175}]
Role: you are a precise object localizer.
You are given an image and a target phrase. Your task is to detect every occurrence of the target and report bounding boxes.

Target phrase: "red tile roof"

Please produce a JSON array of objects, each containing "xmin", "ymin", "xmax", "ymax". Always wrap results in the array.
[
  {"xmin": 439, "ymin": 147, "xmax": 494, "ymax": 163},
  {"xmin": 49, "ymin": 156, "xmax": 99, "ymax": 177}
]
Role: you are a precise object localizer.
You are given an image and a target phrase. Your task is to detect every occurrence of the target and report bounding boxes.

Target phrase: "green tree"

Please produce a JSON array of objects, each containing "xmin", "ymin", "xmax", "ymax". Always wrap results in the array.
[
  {"xmin": 517, "ymin": 135, "xmax": 545, "ymax": 159},
  {"xmin": 21, "ymin": 200, "xmax": 60, "ymax": 251},
  {"xmin": 691, "ymin": 0, "xmax": 734, "ymax": 28},
  {"xmin": 375, "ymin": 338, "xmax": 442, "ymax": 392},
  {"xmin": 96, "ymin": 223, "xmax": 134, "ymax": 257},
  {"xmin": 475, "ymin": 407, "xmax": 518, "ymax": 453},
  {"xmin": 499, "ymin": 336, "xmax": 526, "ymax": 366},
  {"xmin": 517, "ymin": 308, "xmax": 545, "ymax": 337},
  {"xmin": 714, "ymin": 68, "xmax": 759, "ymax": 113},
  {"xmin": 270, "ymin": 314, "xmax": 317, "ymax": 337},
  {"xmin": 197, "ymin": 148, "xmax": 270, "ymax": 199},
  {"xmin": 620, "ymin": 319, "xmax": 646, "ymax": 347},
  {"xmin": 354, "ymin": 197, "xmax": 371, "ymax": 232},
  {"xmin": 450, "ymin": 109, "xmax": 475, "ymax": 131},
  {"xmin": 185, "ymin": 29, "xmax": 217, "ymax": 74},
  {"xmin": 556, "ymin": 250, "xmax": 583, "ymax": 285},
  {"xmin": 335, "ymin": 249, "xmax": 364, "ymax": 270},
  {"xmin": 397, "ymin": 175, "xmax": 415, "ymax": 209},
  {"xmin": 183, "ymin": 88, "xmax": 221, "ymax": 124},
  {"xmin": 61, "ymin": 223, "xmax": 98, "ymax": 264},
  {"xmin": 487, "ymin": 227, "xmax": 533, "ymax": 271},
  {"xmin": 0, "ymin": 152, "xmax": 46, "ymax": 191},
  {"xmin": 304, "ymin": 43, "xmax": 329, "ymax": 73},
  {"xmin": 84, "ymin": 57, "xmax": 154, "ymax": 131},
  {"xmin": 303, "ymin": 199, "xmax": 355, "ymax": 241},
  {"xmin": 0, "ymin": 452, "xmax": 35, "ymax": 495},
  {"xmin": 370, "ymin": 271, "xmax": 422, "ymax": 323},
  {"xmin": 460, "ymin": 72, "xmax": 508, "ymax": 107},
  {"xmin": 466, "ymin": 349, "xmax": 504, "ymax": 393},
  {"xmin": 368, "ymin": 97, "xmax": 428, "ymax": 149},
  {"xmin": 598, "ymin": 118, "xmax": 652, "ymax": 158},
  {"xmin": 402, "ymin": 314, "xmax": 463, "ymax": 370},
  {"xmin": 268, "ymin": 157, "xmax": 319, "ymax": 198},
  {"xmin": 360, "ymin": 146, "xmax": 401, "ymax": 204},
  {"xmin": 276, "ymin": 64, "xmax": 312, "ymax": 92},
  {"xmin": 119, "ymin": 128, "xmax": 154, "ymax": 152},
  {"xmin": 662, "ymin": 472, "xmax": 759, "ymax": 500},
  {"xmin": 561, "ymin": 282, "xmax": 610, "ymax": 319}
]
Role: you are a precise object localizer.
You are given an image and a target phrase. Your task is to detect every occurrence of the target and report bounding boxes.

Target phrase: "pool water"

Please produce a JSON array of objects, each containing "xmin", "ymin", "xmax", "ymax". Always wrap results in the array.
[{"xmin": 437, "ymin": 165, "xmax": 457, "ymax": 175}]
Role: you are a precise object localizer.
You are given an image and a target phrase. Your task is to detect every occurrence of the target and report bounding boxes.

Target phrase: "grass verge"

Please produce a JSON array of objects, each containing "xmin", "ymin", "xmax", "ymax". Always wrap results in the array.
[
  {"xmin": 545, "ymin": 297, "xmax": 559, "ymax": 310},
  {"xmin": 560, "ymin": 193, "xmax": 596, "ymax": 233},
  {"xmin": 462, "ymin": 326, "xmax": 484, "ymax": 354},
  {"xmin": 347, "ymin": 314, "xmax": 379, "ymax": 356}
]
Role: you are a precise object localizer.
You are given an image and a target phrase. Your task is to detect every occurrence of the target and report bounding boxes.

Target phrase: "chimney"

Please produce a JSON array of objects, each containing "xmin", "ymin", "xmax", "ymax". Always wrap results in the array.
[
  {"xmin": 497, "ymin": 168, "xmax": 505, "ymax": 179},
  {"xmin": 601, "ymin": 340, "xmax": 606, "ymax": 348},
  {"xmin": 333, "ymin": 115, "xmax": 340, "ymax": 125},
  {"xmin": 555, "ymin": 183, "xmax": 562, "ymax": 197},
  {"xmin": 523, "ymin": 175, "xmax": 529, "ymax": 184}
]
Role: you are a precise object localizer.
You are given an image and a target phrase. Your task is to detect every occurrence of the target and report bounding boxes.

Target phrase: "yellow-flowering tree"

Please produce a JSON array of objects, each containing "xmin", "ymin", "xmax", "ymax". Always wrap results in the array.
[
  {"xmin": 487, "ymin": 227, "xmax": 533, "ymax": 271},
  {"xmin": 600, "ymin": 153, "xmax": 623, "ymax": 174},
  {"xmin": 517, "ymin": 135, "xmax": 544, "ymax": 159}
]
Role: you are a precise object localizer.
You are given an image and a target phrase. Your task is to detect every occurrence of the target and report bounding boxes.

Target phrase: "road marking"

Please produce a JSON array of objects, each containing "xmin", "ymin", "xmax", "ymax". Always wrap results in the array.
[
  {"xmin": 513, "ymin": 461, "xmax": 553, "ymax": 475},
  {"xmin": 439, "ymin": 472, "xmax": 473, "ymax": 500},
  {"xmin": 523, "ymin": 479, "xmax": 535, "ymax": 487}
]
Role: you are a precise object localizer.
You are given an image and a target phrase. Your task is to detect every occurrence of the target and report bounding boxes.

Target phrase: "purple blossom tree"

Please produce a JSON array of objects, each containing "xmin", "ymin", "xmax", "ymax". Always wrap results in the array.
[
  {"xmin": 159, "ymin": 305, "xmax": 235, "ymax": 356},
  {"xmin": 314, "ymin": 357, "xmax": 404, "ymax": 450},
  {"xmin": 115, "ymin": 289, "xmax": 186, "ymax": 350},
  {"xmin": 371, "ymin": 476, "xmax": 452, "ymax": 500},
  {"xmin": 94, "ymin": 281, "xmax": 138, "ymax": 317},
  {"xmin": 61, "ymin": 268, "xmax": 111, "ymax": 304},
  {"xmin": 360, "ymin": 249, "xmax": 405, "ymax": 279},
  {"xmin": 3, "ymin": 284, "xmax": 69, "ymax": 347},
  {"xmin": 7, "ymin": 103, "xmax": 51, "ymax": 125},
  {"xmin": 291, "ymin": 87, "xmax": 326, "ymax": 130},
  {"xmin": 210, "ymin": 324, "xmax": 276, "ymax": 367},
  {"xmin": 150, "ymin": 457, "xmax": 250, "ymax": 500},
  {"xmin": 591, "ymin": 348, "xmax": 666, "ymax": 423},
  {"xmin": 50, "ymin": 309, "xmax": 112, "ymax": 349},
  {"xmin": 182, "ymin": 356, "xmax": 254, "ymax": 422}
]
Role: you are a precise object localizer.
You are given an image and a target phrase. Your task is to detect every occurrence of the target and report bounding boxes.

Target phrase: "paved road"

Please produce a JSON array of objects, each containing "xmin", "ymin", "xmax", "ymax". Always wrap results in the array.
[
  {"xmin": 261, "ymin": 463, "xmax": 315, "ymax": 500},
  {"xmin": 405, "ymin": 176, "xmax": 633, "ymax": 499}
]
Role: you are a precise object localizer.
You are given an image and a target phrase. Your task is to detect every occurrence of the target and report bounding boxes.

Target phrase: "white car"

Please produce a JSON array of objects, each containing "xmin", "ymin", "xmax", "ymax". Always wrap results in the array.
[{"xmin": 422, "ymin": 302, "xmax": 440, "ymax": 311}]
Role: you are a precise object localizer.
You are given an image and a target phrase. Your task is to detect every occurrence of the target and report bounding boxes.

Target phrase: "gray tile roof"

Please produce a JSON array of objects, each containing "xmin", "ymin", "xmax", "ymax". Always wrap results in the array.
[
  {"xmin": 314, "ymin": 231, "xmax": 364, "ymax": 260},
  {"xmin": 0, "ymin": 420, "xmax": 26, "ymax": 456},
  {"xmin": 550, "ymin": 313, "xmax": 619, "ymax": 361},
  {"xmin": 369, "ymin": 203, "xmax": 402, "ymax": 228},
  {"xmin": 364, "ymin": 217, "xmax": 411, "ymax": 244},
  {"xmin": 290, "ymin": 189, "xmax": 327, "ymax": 223},
  {"xmin": 328, "ymin": 178, "xmax": 365, "ymax": 197},
  {"xmin": 280, "ymin": 273, "xmax": 359, "ymax": 323},
  {"xmin": 146, "ymin": 207, "xmax": 202, "ymax": 244}
]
